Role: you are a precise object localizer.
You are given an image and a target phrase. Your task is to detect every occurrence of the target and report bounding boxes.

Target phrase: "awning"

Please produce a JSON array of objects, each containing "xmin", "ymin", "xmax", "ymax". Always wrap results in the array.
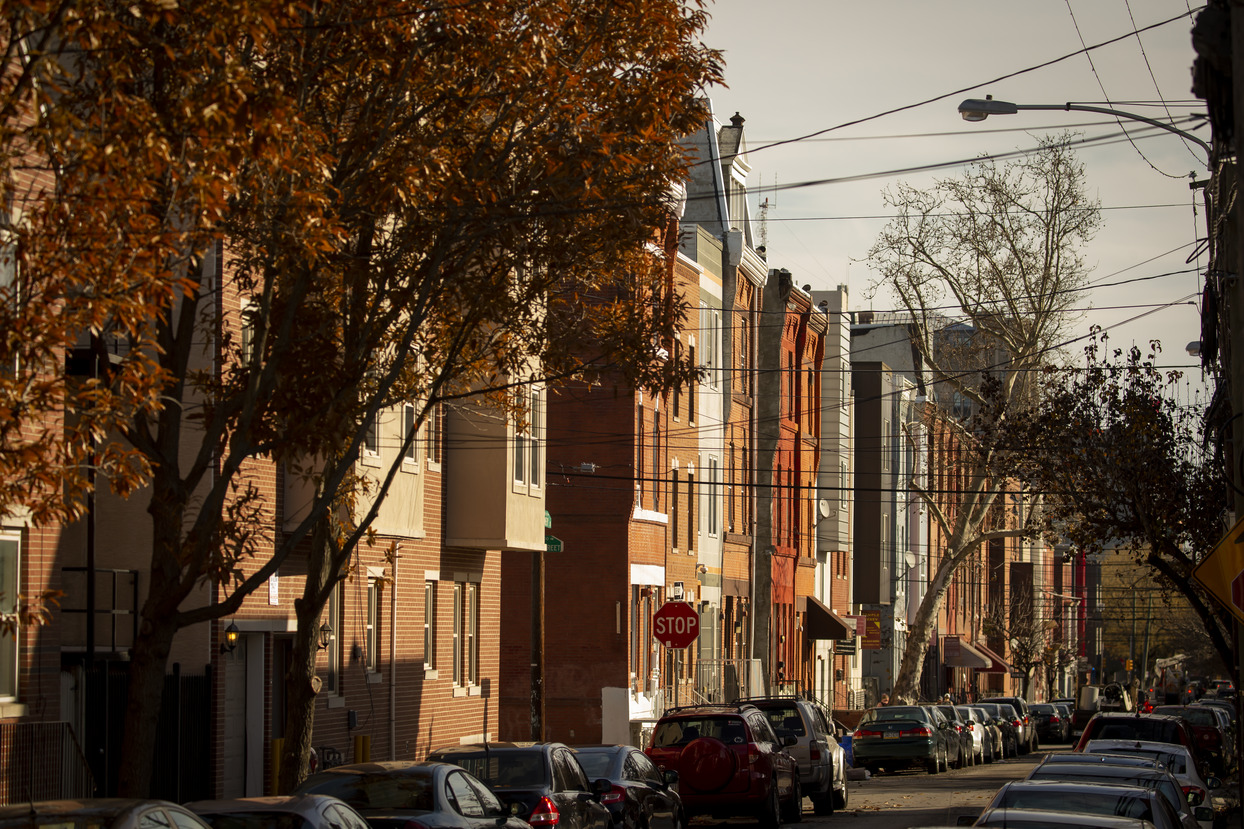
[
  {"xmin": 974, "ymin": 642, "xmax": 1013, "ymax": 674},
  {"xmin": 802, "ymin": 595, "xmax": 853, "ymax": 640},
  {"xmin": 942, "ymin": 636, "xmax": 992, "ymax": 670}
]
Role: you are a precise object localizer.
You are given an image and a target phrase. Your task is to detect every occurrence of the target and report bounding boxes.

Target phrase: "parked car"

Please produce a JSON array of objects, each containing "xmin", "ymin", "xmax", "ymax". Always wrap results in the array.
[
  {"xmin": 955, "ymin": 705, "xmax": 990, "ymax": 764},
  {"xmin": 976, "ymin": 701, "xmax": 1020, "ymax": 758},
  {"xmin": 980, "ymin": 696, "xmax": 1036, "ymax": 753},
  {"xmin": 187, "ymin": 794, "xmax": 372, "ymax": 829},
  {"xmin": 0, "ymin": 800, "xmax": 214, "ymax": 829},
  {"xmin": 424, "ymin": 743, "xmax": 612, "ymax": 829},
  {"xmin": 1039, "ymin": 752, "xmax": 1164, "ymax": 770},
  {"xmin": 1208, "ymin": 679, "xmax": 1234, "ymax": 697},
  {"xmin": 964, "ymin": 705, "xmax": 1001, "ymax": 763},
  {"xmin": 1152, "ymin": 705, "xmax": 1229, "ymax": 776},
  {"xmin": 850, "ymin": 704, "xmax": 957, "ymax": 775},
  {"xmin": 294, "ymin": 760, "xmax": 541, "ymax": 829},
  {"xmin": 738, "ymin": 695, "xmax": 848, "ymax": 814},
  {"xmin": 976, "ymin": 779, "xmax": 1184, "ymax": 829},
  {"xmin": 1082, "ymin": 739, "xmax": 1218, "ymax": 816},
  {"xmin": 1024, "ymin": 760, "xmax": 1207, "ymax": 829},
  {"xmin": 1074, "ymin": 713, "xmax": 1204, "ymax": 775},
  {"xmin": 1053, "ymin": 702, "xmax": 1076, "ymax": 731},
  {"xmin": 571, "ymin": 745, "xmax": 682, "ymax": 829},
  {"xmin": 1030, "ymin": 702, "xmax": 1071, "ymax": 744},
  {"xmin": 644, "ymin": 703, "xmax": 801, "ymax": 828},
  {"xmin": 934, "ymin": 704, "xmax": 974, "ymax": 768}
]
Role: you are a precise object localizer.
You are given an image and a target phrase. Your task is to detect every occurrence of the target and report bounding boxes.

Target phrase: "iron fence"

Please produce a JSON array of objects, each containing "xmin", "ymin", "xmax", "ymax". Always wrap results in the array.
[{"xmin": 0, "ymin": 721, "xmax": 95, "ymax": 804}]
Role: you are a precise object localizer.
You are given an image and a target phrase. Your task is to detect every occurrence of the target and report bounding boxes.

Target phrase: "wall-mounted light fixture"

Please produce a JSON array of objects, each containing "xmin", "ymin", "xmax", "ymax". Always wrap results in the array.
[
  {"xmin": 318, "ymin": 621, "xmax": 333, "ymax": 651},
  {"xmin": 220, "ymin": 621, "xmax": 240, "ymax": 654}
]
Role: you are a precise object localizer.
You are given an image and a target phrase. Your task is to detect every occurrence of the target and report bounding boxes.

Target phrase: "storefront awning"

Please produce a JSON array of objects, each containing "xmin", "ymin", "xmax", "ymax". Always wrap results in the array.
[
  {"xmin": 942, "ymin": 636, "xmax": 992, "ymax": 669},
  {"xmin": 803, "ymin": 596, "xmax": 853, "ymax": 640},
  {"xmin": 974, "ymin": 642, "xmax": 1013, "ymax": 674}
]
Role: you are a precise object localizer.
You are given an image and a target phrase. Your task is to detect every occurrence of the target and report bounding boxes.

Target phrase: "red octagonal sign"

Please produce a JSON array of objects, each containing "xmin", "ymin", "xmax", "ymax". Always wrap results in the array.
[
  {"xmin": 653, "ymin": 601, "xmax": 700, "ymax": 649},
  {"xmin": 1232, "ymin": 569, "xmax": 1244, "ymax": 613}
]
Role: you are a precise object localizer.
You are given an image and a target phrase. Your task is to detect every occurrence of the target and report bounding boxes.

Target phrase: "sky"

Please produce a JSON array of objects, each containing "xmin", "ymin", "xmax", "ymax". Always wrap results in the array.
[{"xmin": 700, "ymin": 0, "xmax": 1210, "ymax": 405}]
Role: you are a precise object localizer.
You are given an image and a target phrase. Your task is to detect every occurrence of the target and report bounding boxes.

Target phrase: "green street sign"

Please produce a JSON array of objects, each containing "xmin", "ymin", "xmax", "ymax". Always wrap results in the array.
[
  {"xmin": 545, "ymin": 510, "xmax": 552, "ymax": 529},
  {"xmin": 545, "ymin": 535, "xmax": 563, "ymax": 553}
]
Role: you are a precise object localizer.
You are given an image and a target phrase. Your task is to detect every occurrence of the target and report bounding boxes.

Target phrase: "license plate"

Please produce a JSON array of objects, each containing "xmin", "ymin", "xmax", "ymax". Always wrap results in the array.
[{"xmin": 883, "ymin": 732, "xmax": 899, "ymax": 740}]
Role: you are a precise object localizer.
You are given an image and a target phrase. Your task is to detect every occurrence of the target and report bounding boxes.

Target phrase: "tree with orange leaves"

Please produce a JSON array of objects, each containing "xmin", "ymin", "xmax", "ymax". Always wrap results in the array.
[{"xmin": 1, "ymin": 0, "xmax": 720, "ymax": 794}]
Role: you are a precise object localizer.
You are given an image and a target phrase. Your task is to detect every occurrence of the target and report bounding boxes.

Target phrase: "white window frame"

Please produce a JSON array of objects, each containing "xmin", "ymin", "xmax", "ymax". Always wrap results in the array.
[
  {"xmin": 0, "ymin": 530, "xmax": 18, "ymax": 701},
  {"xmin": 424, "ymin": 580, "xmax": 437, "ymax": 671},
  {"xmin": 362, "ymin": 411, "xmax": 381, "ymax": 459},
  {"xmin": 322, "ymin": 584, "xmax": 342, "ymax": 695},
  {"xmin": 425, "ymin": 403, "xmax": 443, "ymax": 470},
  {"xmin": 366, "ymin": 576, "xmax": 379, "ymax": 674},
  {"xmin": 402, "ymin": 404, "xmax": 420, "ymax": 469}
]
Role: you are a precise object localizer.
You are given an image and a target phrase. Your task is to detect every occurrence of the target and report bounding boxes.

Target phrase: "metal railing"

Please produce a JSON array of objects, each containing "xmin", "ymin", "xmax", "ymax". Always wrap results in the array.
[
  {"xmin": 0, "ymin": 721, "xmax": 95, "ymax": 804},
  {"xmin": 658, "ymin": 659, "xmax": 763, "ymax": 711}
]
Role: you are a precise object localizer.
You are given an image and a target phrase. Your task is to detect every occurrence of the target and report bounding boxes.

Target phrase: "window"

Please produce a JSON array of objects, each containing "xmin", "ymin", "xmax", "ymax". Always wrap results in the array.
[
  {"xmin": 362, "ymin": 412, "xmax": 380, "ymax": 457},
  {"xmin": 671, "ymin": 469, "xmax": 680, "ymax": 549},
  {"xmin": 0, "ymin": 532, "xmax": 17, "ymax": 699},
  {"xmin": 707, "ymin": 456, "xmax": 719, "ymax": 537},
  {"xmin": 514, "ymin": 388, "xmax": 544, "ymax": 488},
  {"xmin": 651, "ymin": 400, "xmax": 660, "ymax": 511},
  {"xmin": 425, "ymin": 403, "xmax": 442, "ymax": 465},
  {"xmin": 882, "ymin": 419, "xmax": 891, "ymax": 471},
  {"xmin": 840, "ymin": 461, "xmax": 849, "ymax": 506},
  {"xmin": 453, "ymin": 582, "xmax": 479, "ymax": 686},
  {"xmin": 423, "ymin": 581, "xmax": 436, "ymax": 669},
  {"xmin": 322, "ymin": 584, "xmax": 342, "ymax": 695},
  {"xmin": 239, "ymin": 299, "xmax": 259, "ymax": 364},
  {"xmin": 687, "ymin": 470, "xmax": 695, "ymax": 552},
  {"xmin": 673, "ymin": 340, "xmax": 682, "ymax": 419},
  {"xmin": 688, "ymin": 346, "xmax": 696, "ymax": 422},
  {"xmin": 402, "ymin": 405, "xmax": 419, "ymax": 466},
  {"xmin": 366, "ymin": 577, "xmax": 380, "ymax": 673},
  {"xmin": 637, "ymin": 404, "xmax": 645, "ymax": 502}
]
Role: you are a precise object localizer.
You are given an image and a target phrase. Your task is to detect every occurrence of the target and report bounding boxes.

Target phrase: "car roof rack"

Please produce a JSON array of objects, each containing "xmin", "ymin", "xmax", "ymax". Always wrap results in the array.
[{"xmin": 660, "ymin": 702, "xmax": 757, "ymax": 717}]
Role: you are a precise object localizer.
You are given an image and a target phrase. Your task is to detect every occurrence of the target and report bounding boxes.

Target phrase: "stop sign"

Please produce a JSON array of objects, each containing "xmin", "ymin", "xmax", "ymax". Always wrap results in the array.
[{"xmin": 652, "ymin": 601, "xmax": 700, "ymax": 649}]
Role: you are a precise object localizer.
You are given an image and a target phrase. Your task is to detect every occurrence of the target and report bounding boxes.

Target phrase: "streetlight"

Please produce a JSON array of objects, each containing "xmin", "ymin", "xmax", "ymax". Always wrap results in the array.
[{"xmin": 957, "ymin": 96, "xmax": 1210, "ymax": 160}]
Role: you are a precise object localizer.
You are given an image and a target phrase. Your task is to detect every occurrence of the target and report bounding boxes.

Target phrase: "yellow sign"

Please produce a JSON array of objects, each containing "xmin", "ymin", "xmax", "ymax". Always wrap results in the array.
[{"xmin": 1192, "ymin": 513, "xmax": 1244, "ymax": 624}]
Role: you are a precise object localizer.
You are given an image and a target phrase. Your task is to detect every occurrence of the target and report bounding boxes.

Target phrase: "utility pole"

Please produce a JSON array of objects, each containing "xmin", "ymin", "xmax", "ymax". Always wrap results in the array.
[{"xmin": 1230, "ymin": 0, "xmax": 1244, "ymax": 803}]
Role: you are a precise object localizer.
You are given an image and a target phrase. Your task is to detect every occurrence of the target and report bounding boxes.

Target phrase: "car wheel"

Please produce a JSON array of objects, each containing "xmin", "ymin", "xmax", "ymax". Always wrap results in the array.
[
  {"xmin": 832, "ymin": 778, "xmax": 848, "ymax": 811},
  {"xmin": 927, "ymin": 749, "xmax": 940, "ymax": 775},
  {"xmin": 811, "ymin": 778, "xmax": 834, "ymax": 817},
  {"xmin": 757, "ymin": 784, "xmax": 781, "ymax": 829},
  {"xmin": 780, "ymin": 777, "xmax": 802, "ymax": 824}
]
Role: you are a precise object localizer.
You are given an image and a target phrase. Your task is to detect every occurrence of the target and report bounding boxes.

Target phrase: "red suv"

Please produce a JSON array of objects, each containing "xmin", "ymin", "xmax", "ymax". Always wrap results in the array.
[{"xmin": 645, "ymin": 704, "xmax": 801, "ymax": 828}]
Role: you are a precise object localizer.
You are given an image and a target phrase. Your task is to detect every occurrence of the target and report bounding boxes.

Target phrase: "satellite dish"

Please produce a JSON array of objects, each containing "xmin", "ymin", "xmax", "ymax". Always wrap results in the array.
[
  {"xmin": 818, "ymin": 499, "xmax": 831, "ymax": 518},
  {"xmin": 904, "ymin": 552, "xmax": 917, "ymax": 569}
]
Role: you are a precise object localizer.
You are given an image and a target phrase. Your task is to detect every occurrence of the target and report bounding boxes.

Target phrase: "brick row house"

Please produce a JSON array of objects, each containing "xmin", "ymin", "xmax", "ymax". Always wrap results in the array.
[{"xmin": 0, "ymin": 97, "xmax": 1095, "ymax": 803}]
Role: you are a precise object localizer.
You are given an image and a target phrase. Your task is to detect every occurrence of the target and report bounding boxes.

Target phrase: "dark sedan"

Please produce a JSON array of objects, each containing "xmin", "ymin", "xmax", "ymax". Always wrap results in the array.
[
  {"xmin": 1030, "ymin": 703, "xmax": 1070, "ymax": 743},
  {"xmin": 427, "ymin": 742, "xmax": 612, "ymax": 829},
  {"xmin": 851, "ymin": 704, "xmax": 956, "ymax": 775},
  {"xmin": 293, "ymin": 760, "xmax": 535, "ymax": 829},
  {"xmin": 572, "ymin": 745, "xmax": 681, "ymax": 829}
]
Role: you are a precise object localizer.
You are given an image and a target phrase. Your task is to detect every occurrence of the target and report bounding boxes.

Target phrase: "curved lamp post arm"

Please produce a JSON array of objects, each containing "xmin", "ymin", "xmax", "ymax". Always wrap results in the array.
[{"xmin": 958, "ymin": 97, "xmax": 1211, "ymax": 160}]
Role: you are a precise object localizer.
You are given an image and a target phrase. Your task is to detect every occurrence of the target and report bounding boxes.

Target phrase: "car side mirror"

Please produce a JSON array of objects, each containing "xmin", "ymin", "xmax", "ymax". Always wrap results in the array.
[
  {"xmin": 1194, "ymin": 806, "xmax": 1214, "ymax": 823},
  {"xmin": 780, "ymin": 733, "xmax": 797, "ymax": 748},
  {"xmin": 591, "ymin": 778, "xmax": 613, "ymax": 799},
  {"xmin": 507, "ymin": 802, "xmax": 524, "ymax": 817},
  {"xmin": 1207, "ymin": 776, "xmax": 1222, "ymax": 790},
  {"xmin": 663, "ymin": 769, "xmax": 679, "ymax": 787},
  {"xmin": 956, "ymin": 813, "xmax": 980, "ymax": 826}
]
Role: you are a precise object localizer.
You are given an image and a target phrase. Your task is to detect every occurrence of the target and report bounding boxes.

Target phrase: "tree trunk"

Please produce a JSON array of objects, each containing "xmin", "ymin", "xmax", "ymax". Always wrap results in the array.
[
  {"xmin": 892, "ymin": 549, "xmax": 961, "ymax": 702},
  {"xmin": 278, "ymin": 516, "xmax": 337, "ymax": 793},
  {"xmin": 117, "ymin": 565, "xmax": 181, "ymax": 797}
]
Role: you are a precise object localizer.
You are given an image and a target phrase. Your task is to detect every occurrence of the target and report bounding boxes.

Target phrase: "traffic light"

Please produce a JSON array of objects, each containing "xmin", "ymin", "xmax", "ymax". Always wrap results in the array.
[{"xmin": 1126, "ymin": 659, "xmax": 1134, "ymax": 671}]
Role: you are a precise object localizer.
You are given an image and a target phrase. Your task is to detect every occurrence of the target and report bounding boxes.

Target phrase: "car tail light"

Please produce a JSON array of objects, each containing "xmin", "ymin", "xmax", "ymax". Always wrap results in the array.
[
  {"xmin": 854, "ymin": 728, "xmax": 884, "ymax": 738},
  {"xmin": 600, "ymin": 785, "xmax": 626, "ymax": 805},
  {"xmin": 1012, "ymin": 719, "xmax": 1022, "ymax": 728},
  {"xmin": 809, "ymin": 740, "xmax": 822, "ymax": 761},
  {"xmin": 901, "ymin": 726, "xmax": 933, "ymax": 737},
  {"xmin": 1049, "ymin": 716, "xmax": 1061, "ymax": 724},
  {"xmin": 528, "ymin": 797, "xmax": 561, "ymax": 827}
]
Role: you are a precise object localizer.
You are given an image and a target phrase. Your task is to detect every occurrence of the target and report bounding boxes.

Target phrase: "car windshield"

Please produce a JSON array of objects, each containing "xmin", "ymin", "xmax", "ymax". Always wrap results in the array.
[
  {"xmin": 1091, "ymin": 719, "xmax": 1180, "ymax": 743},
  {"xmin": 1090, "ymin": 748, "xmax": 1186, "ymax": 775},
  {"xmin": 195, "ymin": 814, "xmax": 312, "ymax": 829},
  {"xmin": 434, "ymin": 752, "xmax": 546, "ymax": 789},
  {"xmin": 862, "ymin": 706, "xmax": 928, "ymax": 723},
  {"xmin": 1154, "ymin": 707, "xmax": 1217, "ymax": 726},
  {"xmin": 574, "ymin": 752, "xmax": 617, "ymax": 778},
  {"xmin": 1031, "ymin": 705, "xmax": 1056, "ymax": 714},
  {"xmin": 758, "ymin": 707, "xmax": 806, "ymax": 736},
  {"xmin": 300, "ymin": 771, "xmax": 435, "ymax": 810},
  {"xmin": 652, "ymin": 717, "xmax": 747, "ymax": 748},
  {"xmin": 997, "ymin": 790, "xmax": 1151, "ymax": 821}
]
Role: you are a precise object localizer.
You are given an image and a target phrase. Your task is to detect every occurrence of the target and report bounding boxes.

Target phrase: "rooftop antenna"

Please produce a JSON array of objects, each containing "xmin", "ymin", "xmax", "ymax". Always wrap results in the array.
[{"xmin": 757, "ymin": 175, "xmax": 777, "ymax": 250}]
